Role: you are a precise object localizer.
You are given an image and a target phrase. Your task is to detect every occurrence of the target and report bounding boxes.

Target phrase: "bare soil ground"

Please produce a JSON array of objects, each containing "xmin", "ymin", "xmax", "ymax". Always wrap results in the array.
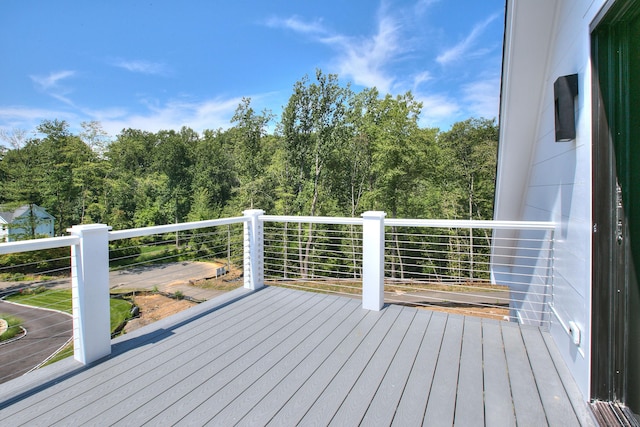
[
  {"xmin": 123, "ymin": 294, "xmax": 197, "ymax": 333},
  {"xmin": 417, "ymin": 305, "xmax": 509, "ymax": 321}
]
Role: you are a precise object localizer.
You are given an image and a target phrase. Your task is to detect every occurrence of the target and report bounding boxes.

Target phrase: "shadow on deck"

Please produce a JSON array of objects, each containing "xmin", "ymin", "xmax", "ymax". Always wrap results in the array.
[{"xmin": 0, "ymin": 286, "xmax": 594, "ymax": 426}]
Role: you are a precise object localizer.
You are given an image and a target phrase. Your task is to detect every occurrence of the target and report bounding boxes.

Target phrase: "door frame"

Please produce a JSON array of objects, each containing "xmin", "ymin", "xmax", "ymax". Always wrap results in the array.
[{"xmin": 591, "ymin": 0, "xmax": 640, "ymax": 407}]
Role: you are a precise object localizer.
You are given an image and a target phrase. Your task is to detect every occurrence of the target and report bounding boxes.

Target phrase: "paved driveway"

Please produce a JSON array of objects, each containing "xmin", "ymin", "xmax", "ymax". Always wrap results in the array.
[{"xmin": 0, "ymin": 301, "xmax": 72, "ymax": 383}]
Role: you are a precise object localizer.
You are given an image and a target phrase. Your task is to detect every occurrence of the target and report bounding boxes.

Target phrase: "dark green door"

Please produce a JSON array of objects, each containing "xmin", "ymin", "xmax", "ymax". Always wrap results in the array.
[{"xmin": 592, "ymin": 0, "xmax": 640, "ymax": 414}]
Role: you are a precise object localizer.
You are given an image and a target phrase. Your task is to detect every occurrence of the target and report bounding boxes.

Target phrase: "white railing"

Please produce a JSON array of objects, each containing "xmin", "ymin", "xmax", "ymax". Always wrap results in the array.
[
  {"xmin": 383, "ymin": 219, "xmax": 555, "ymax": 326},
  {"xmin": 0, "ymin": 210, "xmax": 556, "ymax": 376},
  {"xmin": 262, "ymin": 214, "xmax": 556, "ymax": 327}
]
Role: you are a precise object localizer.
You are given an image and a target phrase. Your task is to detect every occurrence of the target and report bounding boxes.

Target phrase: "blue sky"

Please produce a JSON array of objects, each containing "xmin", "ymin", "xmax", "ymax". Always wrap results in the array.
[{"xmin": 0, "ymin": 0, "xmax": 505, "ymax": 139}]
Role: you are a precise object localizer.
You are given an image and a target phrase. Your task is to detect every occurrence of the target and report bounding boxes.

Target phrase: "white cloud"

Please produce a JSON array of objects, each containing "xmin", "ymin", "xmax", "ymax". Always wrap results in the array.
[
  {"xmin": 265, "ymin": 16, "xmax": 326, "ymax": 36},
  {"xmin": 30, "ymin": 70, "xmax": 78, "ymax": 107},
  {"xmin": 329, "ymin": 15, "xmax": 401, "ymax": 93},
  {"xmin": 111, "ymin": 59, "xmax": 170, "ymax": 76},
  {"xmin": 415, "ymin": 0, "xmax": 441, "ymax": 16},
  {"xmin": 461, "ymin": 76, "xmax": 500, "ymax": 119},
  {"xmin": 267, "ymin": 10, "xmax": 402, "ymax": 94},
  {"xmin": 0, "ymin": 106, "xmax": 78, "ymax": 134},
  {"xmin": 30, "ymin": 70, "xmax": 76, "ymax": 91},
  {"xmin": 413, "ymin": 93, "xmax": 459, "ymax": 129},
  {"xmin": 97, "ymin": 96, "xmax": 244, "ymax": 135},
  {"xmin": 412, "ymin": 71, "xmax": 432, "ymax": 91},
  {"xmin": 436, "ymin": 12, "xmax": 501, "ymax": 65}
]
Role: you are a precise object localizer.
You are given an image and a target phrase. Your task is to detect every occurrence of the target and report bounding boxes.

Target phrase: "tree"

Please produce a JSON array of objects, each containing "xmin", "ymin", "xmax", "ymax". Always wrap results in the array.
[
  {"xmin": 281, "ymin": 70, "xmax": 351, "ymax": 277},
  {"xmin": 230, "ymin": 98, "xmax": 274, "ymax": 209},
  {"xmin": 281, "ymin": 70, "xmax": 351, "ymax": 216},
  {"xmin": 79, "ymin": 121, "xmax": 110, "ymax": 158},
  {"xmin": 437, "ymin": 118, "xmax": 499, "ymax": 279},
  {"xmin": 151, "ymin": 128, "xmax": 197, "ymax": 224},
  {"xmin": 438, "ymin": 118, "xmax": 498, "ymax": 220},
  {"xmin": 189, "ymin": 129, "xmax": 236, "ymax": 219}
]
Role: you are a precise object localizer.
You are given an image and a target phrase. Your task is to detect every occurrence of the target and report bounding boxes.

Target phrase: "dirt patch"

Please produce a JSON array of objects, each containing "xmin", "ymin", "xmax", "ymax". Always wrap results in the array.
[
  {"xmin": 123, "ymin": 294, "xmax": 197, "ymax": 333},
  {"xmin": 416, "ymin": 305, "xmax": 509, "ymax": 321}
]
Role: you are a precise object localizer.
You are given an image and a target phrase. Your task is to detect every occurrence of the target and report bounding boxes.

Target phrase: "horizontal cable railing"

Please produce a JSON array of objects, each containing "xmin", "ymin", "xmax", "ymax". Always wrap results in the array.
[
  {"xmin": 262, "ymin": 216, "xmax": 364, "ymax": 298},
  {"xmin": 262, "ymin": 215, "xmax": 555, "ymax": 328},
  {"xmin": 108, "ymin": 222, "xmax": 246, "ymax": 302},
  {"xmin": 383, "ymin": 220, "xmax": 555, "ymax": 327}
]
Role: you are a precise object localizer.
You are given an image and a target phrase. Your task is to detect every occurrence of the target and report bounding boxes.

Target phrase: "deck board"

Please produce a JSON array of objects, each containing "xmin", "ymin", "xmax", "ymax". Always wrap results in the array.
[
  {"xmin": 276, "ymin": 305, "xmax": 403, "ymax": 426},
  {"xmin": 455, "ymin": 316, "xmax": 485, "ymax": 427},
  {"xmin": 482, "ymin": 318, "xmax": 517, "ymax": 426},
  {"xmin": 423, "ymin": 313, "xmax": 464, "ymax": 426},
  {"xmin": 47, "ymin": 287, "xmax": 299, "ymax": 425},
  {"xmin": 391, "ymin": 311, "xmax": 447, "ymax": 426},
  {"xmin": 502, "ymin": 322, "xmax": 548, "ymax": 425},
  {"xmin": 328, "ymin": 308, "xmax": 416, "ymax": 426},
  {"xmin": 0, "ymin": 286, "xmax": 595, "ymax": 426},
  {"xmin": 521, "ymin": 327, "xmax": 581, "ymax": 426},
  {"xmin": 360, "ymin": 309, "xmax": 431, "ymax": 426},
  {"xmin": 211, "ymin": 296, "xmax": 356, "ymax": 425}
]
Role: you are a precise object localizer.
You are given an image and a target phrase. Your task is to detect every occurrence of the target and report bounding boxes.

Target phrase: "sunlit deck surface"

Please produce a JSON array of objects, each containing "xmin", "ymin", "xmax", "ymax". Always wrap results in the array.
[{"xmin": 0, "ymin": 286, "xmax": 594, "ymax": 426}]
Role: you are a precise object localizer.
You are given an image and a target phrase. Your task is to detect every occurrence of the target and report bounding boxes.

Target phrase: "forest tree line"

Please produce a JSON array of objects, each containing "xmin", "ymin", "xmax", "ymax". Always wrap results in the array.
[{"xmin": 0, "ymin": 71, "xmax": 498, "ymax": 239}]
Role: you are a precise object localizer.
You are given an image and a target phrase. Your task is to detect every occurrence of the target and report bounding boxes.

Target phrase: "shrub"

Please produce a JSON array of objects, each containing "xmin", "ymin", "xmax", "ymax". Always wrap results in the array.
[
  {"xmin": 109, "ymin": 239, "xmax": 142, "ymax": 262},
  {"xmin": 0, "ymin": 247, "xmax": 70, "ymax": 276}
]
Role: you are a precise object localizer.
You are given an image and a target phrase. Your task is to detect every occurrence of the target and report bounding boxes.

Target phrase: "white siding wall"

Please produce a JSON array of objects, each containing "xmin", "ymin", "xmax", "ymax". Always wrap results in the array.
[{"xmin": 521, "ymin": 0, "xmax": 607, "ymax": 399}]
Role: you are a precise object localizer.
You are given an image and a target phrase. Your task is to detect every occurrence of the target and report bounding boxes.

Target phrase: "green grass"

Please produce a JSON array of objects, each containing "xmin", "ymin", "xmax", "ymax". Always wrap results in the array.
[
  {"xmin": 44, "ymin": 344, "xmax": 74, "ymax": 365},
  {"xmin": 0, "ymin": 313, "xmax": 24, "ymax": 341},
  {"xmin": 109, "ymin": 243, "xmax": 186, "ymax": 268},
  {"xmin": 110, "ymin": 298, "xmax": 132, "ymax": 331},
  {"xmin": 7, "ymin": 288, "xmax": 73, "ymax": 313}
]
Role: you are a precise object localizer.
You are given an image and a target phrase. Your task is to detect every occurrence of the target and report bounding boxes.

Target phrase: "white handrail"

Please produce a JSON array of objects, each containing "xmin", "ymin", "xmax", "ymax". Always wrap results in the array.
[
  {"xmin": 108, "ymin": 216, "xmax": 247, "ymax": 241},
  {"xmin": 261, "ymin": 215, "xmax": 555, "ymax": 230},
  {"xmin": 260, "ymin": 215, "xmax": 363, "ymax": 226},
  {"xmin": 0, "ymin": 235, "xmax": 79, "ymax": 255},
  {"xmin": 385, "ymin": 218, "xmax": 556, "ymax": 230}
]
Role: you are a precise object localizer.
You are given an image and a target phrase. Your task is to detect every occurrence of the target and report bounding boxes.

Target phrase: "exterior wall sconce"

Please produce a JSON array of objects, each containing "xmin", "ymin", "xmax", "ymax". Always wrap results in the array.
[{"xmin": 554, "ymin": 74, "xmax": 579, "ymax": 141}]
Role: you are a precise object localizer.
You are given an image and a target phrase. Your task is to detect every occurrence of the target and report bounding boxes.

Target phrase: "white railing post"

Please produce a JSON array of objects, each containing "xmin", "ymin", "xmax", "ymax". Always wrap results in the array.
[
  {"xmin": 243, "ymin": 209, "xmax": 265, "ymax": 290},
  {"xmin": 67, "ymin": 224, "xmax": 111, "ymax": 364},
  {"xmin": 362, "ymin": 211, "xmax": 386, "ymax": 311}
]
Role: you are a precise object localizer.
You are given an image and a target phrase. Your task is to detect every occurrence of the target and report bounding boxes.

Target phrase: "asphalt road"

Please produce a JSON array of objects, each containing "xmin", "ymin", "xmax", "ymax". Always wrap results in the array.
[
  {"xmin": 0, "ymin": 301, "xmax": 72, "ymax": 384},
  {"xmin": 0, "ymin": 261, "xmax": 224, "ymax": 297}
]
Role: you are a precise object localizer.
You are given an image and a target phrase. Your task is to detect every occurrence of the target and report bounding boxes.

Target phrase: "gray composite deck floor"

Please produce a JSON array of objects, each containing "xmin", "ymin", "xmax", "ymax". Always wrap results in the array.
[{"xmin": 0, "ymin": 286, "xmax": 595, "ymax": 426}]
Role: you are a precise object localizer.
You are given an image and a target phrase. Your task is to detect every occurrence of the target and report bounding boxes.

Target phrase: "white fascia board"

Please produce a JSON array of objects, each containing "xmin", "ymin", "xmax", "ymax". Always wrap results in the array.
[{"xmin": 495, "ymin": 0, "xmax": 557, "ymax": 221}]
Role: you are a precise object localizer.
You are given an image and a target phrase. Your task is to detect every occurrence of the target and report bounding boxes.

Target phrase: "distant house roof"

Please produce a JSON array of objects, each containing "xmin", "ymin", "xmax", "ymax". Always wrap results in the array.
[{"xmin": 0, "ymin": 204, "xmax": 55, "ymax": 224}]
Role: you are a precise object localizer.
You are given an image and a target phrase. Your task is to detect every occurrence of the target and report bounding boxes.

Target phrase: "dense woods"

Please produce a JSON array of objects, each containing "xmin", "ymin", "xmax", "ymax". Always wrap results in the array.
[{"xmin": 0, "ymin": 71, "xmax": 498, "ymax": 238}]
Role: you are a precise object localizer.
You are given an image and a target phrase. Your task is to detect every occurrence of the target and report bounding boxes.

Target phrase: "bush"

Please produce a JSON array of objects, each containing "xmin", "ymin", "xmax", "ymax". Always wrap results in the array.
[
  {"xmin": 109, "ymin": 239, "xmax": 142, "ymax": 262},
  {"xmin": 0, "ymin": 247, "xmax": 70, "ymax": 276}
]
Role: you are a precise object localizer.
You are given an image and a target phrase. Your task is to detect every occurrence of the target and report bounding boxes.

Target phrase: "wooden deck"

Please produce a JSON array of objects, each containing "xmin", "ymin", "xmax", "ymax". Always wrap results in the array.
[{"xmin": 0, "ymin": 286, "xmax": 595, "ymax": 426}]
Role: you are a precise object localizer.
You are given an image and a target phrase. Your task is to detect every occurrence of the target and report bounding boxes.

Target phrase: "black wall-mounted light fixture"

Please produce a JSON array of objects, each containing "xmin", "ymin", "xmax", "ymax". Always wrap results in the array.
[{"xmin": 554, "ymin": 74, "xmax": 579, "ymax": 142}]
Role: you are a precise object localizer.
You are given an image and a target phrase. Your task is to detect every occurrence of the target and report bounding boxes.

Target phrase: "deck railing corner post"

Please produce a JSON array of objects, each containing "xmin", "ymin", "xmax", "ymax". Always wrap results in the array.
[
  {"xmin": 361, "ymin": 211, "xmax": 386, "ymax": 310},
  {"xmin": 243, "ymin": 209, "xmax": 265, "ymax": 290},
  {"xmin": 67, "ymin": 223, "xmax": 111, "ymax": 365}
]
